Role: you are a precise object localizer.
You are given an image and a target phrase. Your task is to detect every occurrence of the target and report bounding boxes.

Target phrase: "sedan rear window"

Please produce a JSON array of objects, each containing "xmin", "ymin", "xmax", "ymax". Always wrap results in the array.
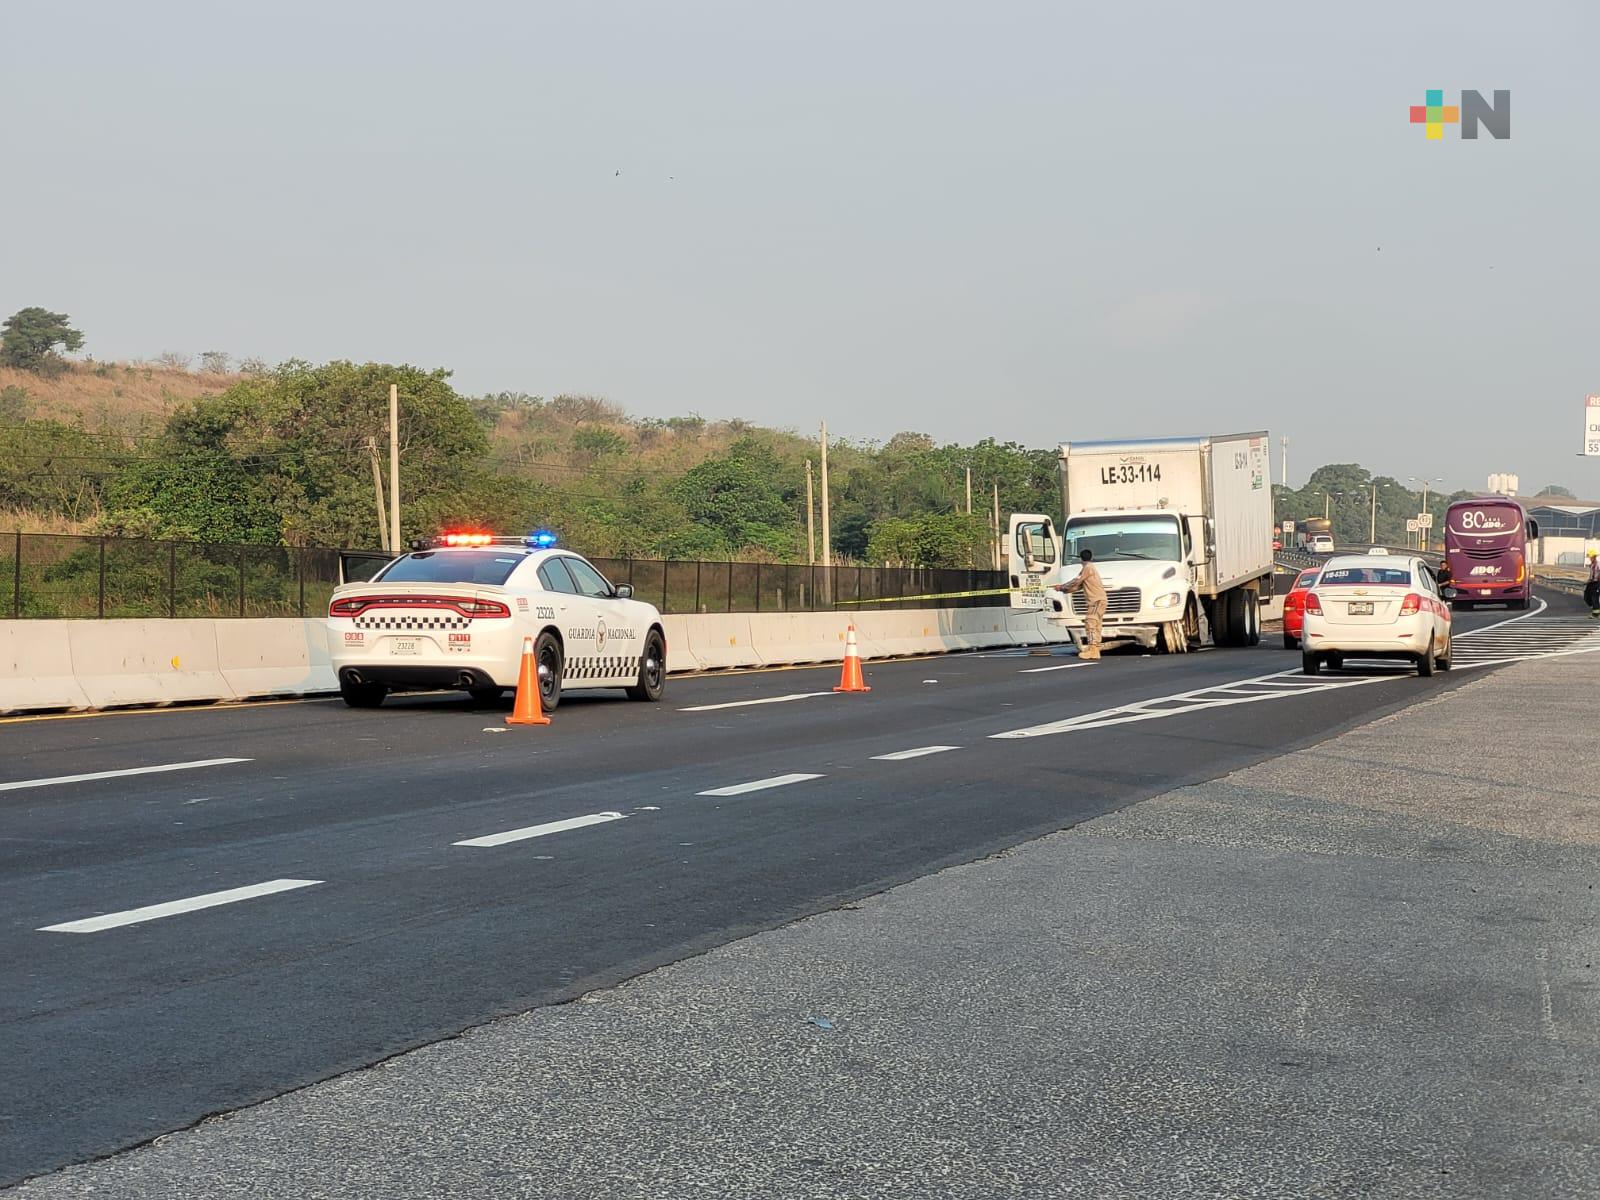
[
  {"xmin": 376, "ymin": 551, "xmax": 526, "ymax": 586},
  {"xmin": 1318, "ymin": 567, "xmax": 1412, "ymax": 587}
]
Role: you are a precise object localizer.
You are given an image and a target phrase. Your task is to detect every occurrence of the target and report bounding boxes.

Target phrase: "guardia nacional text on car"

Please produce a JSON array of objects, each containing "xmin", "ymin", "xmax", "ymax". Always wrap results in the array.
[{"xmin": 327, "ymin": 531, "xmax": 667, "ymax": 710}]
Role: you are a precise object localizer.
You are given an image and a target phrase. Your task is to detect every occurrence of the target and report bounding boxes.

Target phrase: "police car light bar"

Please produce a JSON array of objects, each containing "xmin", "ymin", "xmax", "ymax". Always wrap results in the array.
[{"xmin": 406, "ymin": 530, "xmax": 559, "ymax": 551}]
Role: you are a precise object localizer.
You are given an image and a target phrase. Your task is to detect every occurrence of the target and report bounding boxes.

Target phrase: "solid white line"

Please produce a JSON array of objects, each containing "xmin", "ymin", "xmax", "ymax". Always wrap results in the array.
[
  {"xmin": 454, "ymin": 811, "xmax": 627, "ymax": 848},
  {"xmin": 697, "ymin": 773, "xmax": 823, "ymax": 796},
  {"xmin": 0, "ymin": 758, "xmax": 252, "ymax": 794},
  {"xmin": 1019, "ymin": 663, "xmax": 1084, "ymax": 674},
  {"xmin": 680, "ymin": 692, "xmax": 834, "ymax": 713},
  {"xmin": 38, "ymin": 878, "xmax": 321, "ymax": 934},
  {"xmin": 871, "ymin": 746, "xmax": 960, "ymax": 761}
]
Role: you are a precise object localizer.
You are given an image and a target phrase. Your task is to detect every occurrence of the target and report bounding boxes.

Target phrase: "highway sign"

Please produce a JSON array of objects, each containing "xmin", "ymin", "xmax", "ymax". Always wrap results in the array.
[
  {"xmin": 1282, "ymin": 519, "xmax": 1296, "ymax": 534},
  {"xmin": 1406, "ymin": 519, "xmax": 1419, "ymax": 532},
  {"xmin": 1417, "ymin": 512, "xmax": 1434, "ymax": 529},
  {"xmin": 1588, "ymin": 395, "xmax": 1600, "ymax": 456}
]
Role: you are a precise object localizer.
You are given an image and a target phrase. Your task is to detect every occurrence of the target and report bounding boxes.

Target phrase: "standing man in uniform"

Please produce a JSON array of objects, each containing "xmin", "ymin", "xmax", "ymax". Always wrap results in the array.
[
  {"xmin": 1056, "ymin": 548, "xmax": 1108, "ymax": 661},
  {"xmin": 1586, "ymin": 547, "xmax": 1600, "ymax": 617}
]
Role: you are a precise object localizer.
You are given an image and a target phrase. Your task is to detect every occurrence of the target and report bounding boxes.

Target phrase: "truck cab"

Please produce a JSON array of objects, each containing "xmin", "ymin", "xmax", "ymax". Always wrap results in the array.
[
  {"xmin": 1010, "ymin": 510, "xmax": 1212, "ymax": 651},
  {"xmin": 1008, "ymin": 434, "xmax": 1273, "ymax": 652}
]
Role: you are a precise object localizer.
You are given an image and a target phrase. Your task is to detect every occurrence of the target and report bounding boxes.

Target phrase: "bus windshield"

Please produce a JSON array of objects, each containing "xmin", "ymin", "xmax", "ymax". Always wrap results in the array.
[{"xmin": 1063, "ymin": 515, "xmax": 1183, "ymax": 562}]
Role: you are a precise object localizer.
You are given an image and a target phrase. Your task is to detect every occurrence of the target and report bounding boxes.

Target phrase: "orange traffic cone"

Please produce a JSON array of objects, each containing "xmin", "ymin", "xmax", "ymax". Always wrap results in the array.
[
  {"xmin": 506, "ymin": 635, "xmax": 552, "ymax": 726},
  {"xmin": 834, "ymin": 624, "xmax": 871, "ymax": 693}
]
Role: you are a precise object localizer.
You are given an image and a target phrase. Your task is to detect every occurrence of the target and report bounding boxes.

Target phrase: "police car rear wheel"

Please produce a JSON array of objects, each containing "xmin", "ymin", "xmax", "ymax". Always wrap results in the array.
[
  {"xmin": 536, "ymin": 631, "xmax": 564, "ymax": 711},
  {"xmin": 627, "ymin": 630, "xmax": 666, "ymax": 702},
  {"xmin": 340, "ymin": 678, "xmax": 386, "ymax": 708}
]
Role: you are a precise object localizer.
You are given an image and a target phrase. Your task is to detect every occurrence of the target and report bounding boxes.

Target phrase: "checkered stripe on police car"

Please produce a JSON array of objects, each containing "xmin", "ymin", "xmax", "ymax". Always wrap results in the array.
[
  {"xmin": 354, "ymin": 613, "xmax": 472, "ymax": 631},
  {"xmin": 565, "ymin": 655, "xmax": 643, "ymax": 680}
]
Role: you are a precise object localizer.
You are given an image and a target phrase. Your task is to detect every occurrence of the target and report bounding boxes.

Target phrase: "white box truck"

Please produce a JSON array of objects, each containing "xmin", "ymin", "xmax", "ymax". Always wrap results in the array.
[{"xmin": 1008, "ymin": 433, "xmax": 1274, "ymax": 651}]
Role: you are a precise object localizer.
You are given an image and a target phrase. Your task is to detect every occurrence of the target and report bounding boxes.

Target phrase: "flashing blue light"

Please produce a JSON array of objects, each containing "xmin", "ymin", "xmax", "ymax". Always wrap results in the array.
[{"xmin": 526, "ymin": 530, "xmax": 559, "ymax": 548}]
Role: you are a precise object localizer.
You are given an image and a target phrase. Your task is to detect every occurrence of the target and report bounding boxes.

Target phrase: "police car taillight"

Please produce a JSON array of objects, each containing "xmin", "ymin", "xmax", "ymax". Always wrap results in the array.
[
  {"xmin": 330, "ymin": 597, "xmax": 364, "ymax": 617},
  {"xmin": 457, "ymin": 599, "xmax": 511, "ymax": 617}
]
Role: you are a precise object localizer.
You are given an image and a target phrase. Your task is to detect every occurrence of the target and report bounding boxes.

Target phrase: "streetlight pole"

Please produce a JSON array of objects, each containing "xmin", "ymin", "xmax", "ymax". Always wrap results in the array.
[{"xmin": 1370, "ymin": 482, "xmax": 1378, "ymax": 545}]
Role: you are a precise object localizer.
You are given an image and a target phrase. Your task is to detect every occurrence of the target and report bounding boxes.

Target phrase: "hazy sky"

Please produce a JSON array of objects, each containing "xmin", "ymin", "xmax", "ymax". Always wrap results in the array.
[{"xmin": 5, "ymin": 1, "xmax": 1597, "ymax": 493}]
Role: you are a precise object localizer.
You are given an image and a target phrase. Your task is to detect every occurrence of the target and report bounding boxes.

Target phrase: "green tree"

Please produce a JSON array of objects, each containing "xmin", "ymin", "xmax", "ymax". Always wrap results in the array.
[
  {"xmin": 99, "ymin": 360, "xmax": 491, "ymax": 547},
  {"xmin": 1, "ymin": 308, "xmax": 84, "ymax": 376},
  {"xmin": 866, "ymin": 511, "xmax": 992, "ymax": 567},
  {"xmin": 1536, "ymin": 483, "xmax": 1575, "ymax": 498}
]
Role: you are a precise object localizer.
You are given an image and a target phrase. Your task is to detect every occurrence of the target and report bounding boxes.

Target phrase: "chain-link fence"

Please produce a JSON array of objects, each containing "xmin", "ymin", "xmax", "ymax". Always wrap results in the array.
[{"xmin": 1, "ymin": 533, "xmax": 1009, "ymax": 619}]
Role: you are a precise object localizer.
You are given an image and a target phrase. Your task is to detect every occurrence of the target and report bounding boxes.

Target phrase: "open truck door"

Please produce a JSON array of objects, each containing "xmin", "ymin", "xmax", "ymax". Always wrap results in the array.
[{"xmin": 1008, "ymin": 513, "xmax": 1058, "ymax": 610}]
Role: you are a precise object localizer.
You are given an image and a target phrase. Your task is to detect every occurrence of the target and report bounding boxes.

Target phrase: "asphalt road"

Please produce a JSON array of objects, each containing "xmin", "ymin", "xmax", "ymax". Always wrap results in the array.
[{"xmin": 0, "ymin": 597, "xmax": 1573, "ymax": 1186}]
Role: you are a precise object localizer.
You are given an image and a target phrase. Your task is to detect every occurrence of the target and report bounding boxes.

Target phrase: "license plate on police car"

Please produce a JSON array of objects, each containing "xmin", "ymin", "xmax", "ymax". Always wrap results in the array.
[
  {"xmin": 1348, "ymin": 602, "xmax": 1373, "ymax": 616},
  {"xmin": 390, "ymin": 638, "xmax": 420, "ymax": 655}
]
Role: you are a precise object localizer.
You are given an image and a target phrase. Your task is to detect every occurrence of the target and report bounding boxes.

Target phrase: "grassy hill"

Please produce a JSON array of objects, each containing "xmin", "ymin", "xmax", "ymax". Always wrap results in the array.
[{"xmin": 0, "ymin": 360, "xmax": 241, "ymax": 435}]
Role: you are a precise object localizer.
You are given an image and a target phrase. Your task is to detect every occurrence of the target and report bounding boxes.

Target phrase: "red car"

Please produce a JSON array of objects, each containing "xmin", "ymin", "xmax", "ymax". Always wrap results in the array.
[{"xmin": 1281, "ymin": 567, "xmax": 1320, "ymax": 649}]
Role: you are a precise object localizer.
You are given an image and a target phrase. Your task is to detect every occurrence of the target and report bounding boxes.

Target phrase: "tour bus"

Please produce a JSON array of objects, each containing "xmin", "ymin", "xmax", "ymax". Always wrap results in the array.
[{"xmin": 1443, "ymin": 497, "xmax": 1538, "ymax": 609}]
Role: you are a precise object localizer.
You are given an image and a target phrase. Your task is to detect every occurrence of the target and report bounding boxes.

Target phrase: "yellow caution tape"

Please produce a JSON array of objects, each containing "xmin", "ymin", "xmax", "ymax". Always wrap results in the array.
[{"xmin": 833, "ymin": 587, "xmax": 1014, "ymax": 606}]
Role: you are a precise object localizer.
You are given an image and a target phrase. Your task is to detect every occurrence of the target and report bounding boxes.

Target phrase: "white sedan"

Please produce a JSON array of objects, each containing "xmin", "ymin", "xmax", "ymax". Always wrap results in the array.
[
  {"xmin": 328, "ymin": 533, "xmax": 667, "ymax": 709},
  {"xmin": 1300, "ymin": 554, "xmax": 1452, "ymax": 676}
]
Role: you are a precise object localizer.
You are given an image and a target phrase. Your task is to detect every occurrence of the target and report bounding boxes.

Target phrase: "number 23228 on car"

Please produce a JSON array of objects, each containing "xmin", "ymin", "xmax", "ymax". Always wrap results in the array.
[{"xmin": 327, "ymin": 532, "xmax": 666, "ymax": 711}]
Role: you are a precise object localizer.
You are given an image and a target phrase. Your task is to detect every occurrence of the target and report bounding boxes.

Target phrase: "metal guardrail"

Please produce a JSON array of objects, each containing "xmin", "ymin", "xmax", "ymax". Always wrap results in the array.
[{"xmin": 1, "ymin": 533, "xmax": 1009, "ymax": 619}]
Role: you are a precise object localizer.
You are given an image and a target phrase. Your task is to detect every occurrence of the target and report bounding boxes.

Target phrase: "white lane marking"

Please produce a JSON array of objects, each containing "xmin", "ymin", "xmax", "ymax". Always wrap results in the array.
[
  {"xmin": 871, "ymin": 746, "xmax": 960, "ymax": 761},
  {"xmin": 454, "ymin": 811, "xmax": 627, "ymax": 847},
  {"xmin": 1453, "ymin": 596, "xmax": 1548, "ymax": 636},
  {"xmin": 0, "ymin": 758, "xmax": 251, "ymax": 794},
  {"xmin": 38, "ymin": 878, "xmax": 321, "ymax": 934},
  {"xmin": 990, "ymin": 669, "xmax": 1392, "ymax": 740},
  {"xmin": 1020, "ymin": 662, "xmax": 1084, "ymax": 674},
  {"xmin": 680, "ymin": 692, "xmax": 835, "ymax": 713},
  {"xmin": 697, "ymin": 773, "xmax": 823, "ymax": 796}
]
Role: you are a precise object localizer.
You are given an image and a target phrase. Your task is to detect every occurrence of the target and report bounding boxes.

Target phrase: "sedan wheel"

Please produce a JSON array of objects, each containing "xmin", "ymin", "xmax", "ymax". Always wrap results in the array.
[
  {"xmin": 627, "ymin": 630, "xmax": 667, "ymax": 701},
  {"xmin": 1417, "ymin": 639, "xmax": 1436, "ymax": 677},
  {"xmin": 535, "ymin": 631, "xmax": 564, "ymax": 711}
]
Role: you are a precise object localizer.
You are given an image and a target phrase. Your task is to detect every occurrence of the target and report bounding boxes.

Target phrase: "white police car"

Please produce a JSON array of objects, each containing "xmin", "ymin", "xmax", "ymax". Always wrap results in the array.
[{"xmin": 328, "ymin": 531, "xmax": 666, "ymax": 709}]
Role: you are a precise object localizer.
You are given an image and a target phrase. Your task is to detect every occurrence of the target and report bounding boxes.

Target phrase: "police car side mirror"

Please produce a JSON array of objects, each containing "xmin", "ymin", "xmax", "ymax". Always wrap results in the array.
[{"xmin": 614, "ymin": 584, "xmax": 634, "ymax": 599}]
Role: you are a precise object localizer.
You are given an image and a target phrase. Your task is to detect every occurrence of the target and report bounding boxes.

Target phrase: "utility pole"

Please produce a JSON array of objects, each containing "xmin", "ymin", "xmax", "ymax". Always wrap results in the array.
[
  {"xmin": 367, "ymin": 437, "xmax": 390, "ymax": 552},
  {"xmin": 1280, "ymin": 436, "xmax": 1289, "ymax": 487},
  {"xmin": 805, "ymin": 459, "xmax": 816, "ymax": 565},
  {"xmin": 819, "ymin": 422, "xmax": 831, "ymax": 568},
  {"xmin": 388, "ymin": 384, "xmax": 401, "ymax": 553},
  {"xmin": 1369, "ymin": 482, "xmax": 1378, "ymax": 545},
  {"xmin": 992, "ymin": 482, "xmax": 1001, "ymax": 570},
  {"xmin": 965, "ymin": 466, "xmax": 972, "ymax": 514}
]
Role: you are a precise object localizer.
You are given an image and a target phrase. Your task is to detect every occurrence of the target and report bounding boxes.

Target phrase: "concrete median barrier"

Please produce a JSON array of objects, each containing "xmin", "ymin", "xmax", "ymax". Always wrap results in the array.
[
  {"xmin": 66, "ymin": 620, "xmax": 234, "ymax": 709},
  {"xmin": 217, "ymin": 619, "xmax": 337, "ymax": 698},
  {"xmin": 0, "ymin": 605, "xmax": 1066, "ymax": 714},
  {"xmin": 0, "ymin": 621, "xmax": 91, "ymax": 714}
]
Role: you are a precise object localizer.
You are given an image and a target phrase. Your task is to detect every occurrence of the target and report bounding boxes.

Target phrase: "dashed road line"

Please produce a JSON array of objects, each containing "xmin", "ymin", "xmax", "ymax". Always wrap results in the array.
[
  {"xmin": 38, "ymin": 879, "xmax": 321, "ymax": 934},
  {"xmin": 453, "ymin": 811, "xmax": 628, "ymax": 848},
  {"xmin": 0, "ymin": 758, "xmax": 252, "ymax": 793},
  {"xmin": 697, "ymin": 773, "xmax": 824, "ymax": 796},
  {"xmin": 871, "ymin": 746, "xmax": 960, "ymax": 761},
  {"xmin": 680, "ymin": 692, "xmax": 835, "ymax": 713}
]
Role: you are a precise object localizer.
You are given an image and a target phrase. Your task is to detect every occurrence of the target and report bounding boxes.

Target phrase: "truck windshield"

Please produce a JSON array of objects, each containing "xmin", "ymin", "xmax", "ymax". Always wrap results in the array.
[{"xmin": 1063, "ymin": 516, "xmax": 1182, "ymax": 562}]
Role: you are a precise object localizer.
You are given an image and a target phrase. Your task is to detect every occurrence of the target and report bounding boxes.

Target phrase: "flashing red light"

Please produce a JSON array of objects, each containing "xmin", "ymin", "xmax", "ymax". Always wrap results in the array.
[{"xmin": 442, "ymin": 531, "xmax": 493, "ymax": 547}]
